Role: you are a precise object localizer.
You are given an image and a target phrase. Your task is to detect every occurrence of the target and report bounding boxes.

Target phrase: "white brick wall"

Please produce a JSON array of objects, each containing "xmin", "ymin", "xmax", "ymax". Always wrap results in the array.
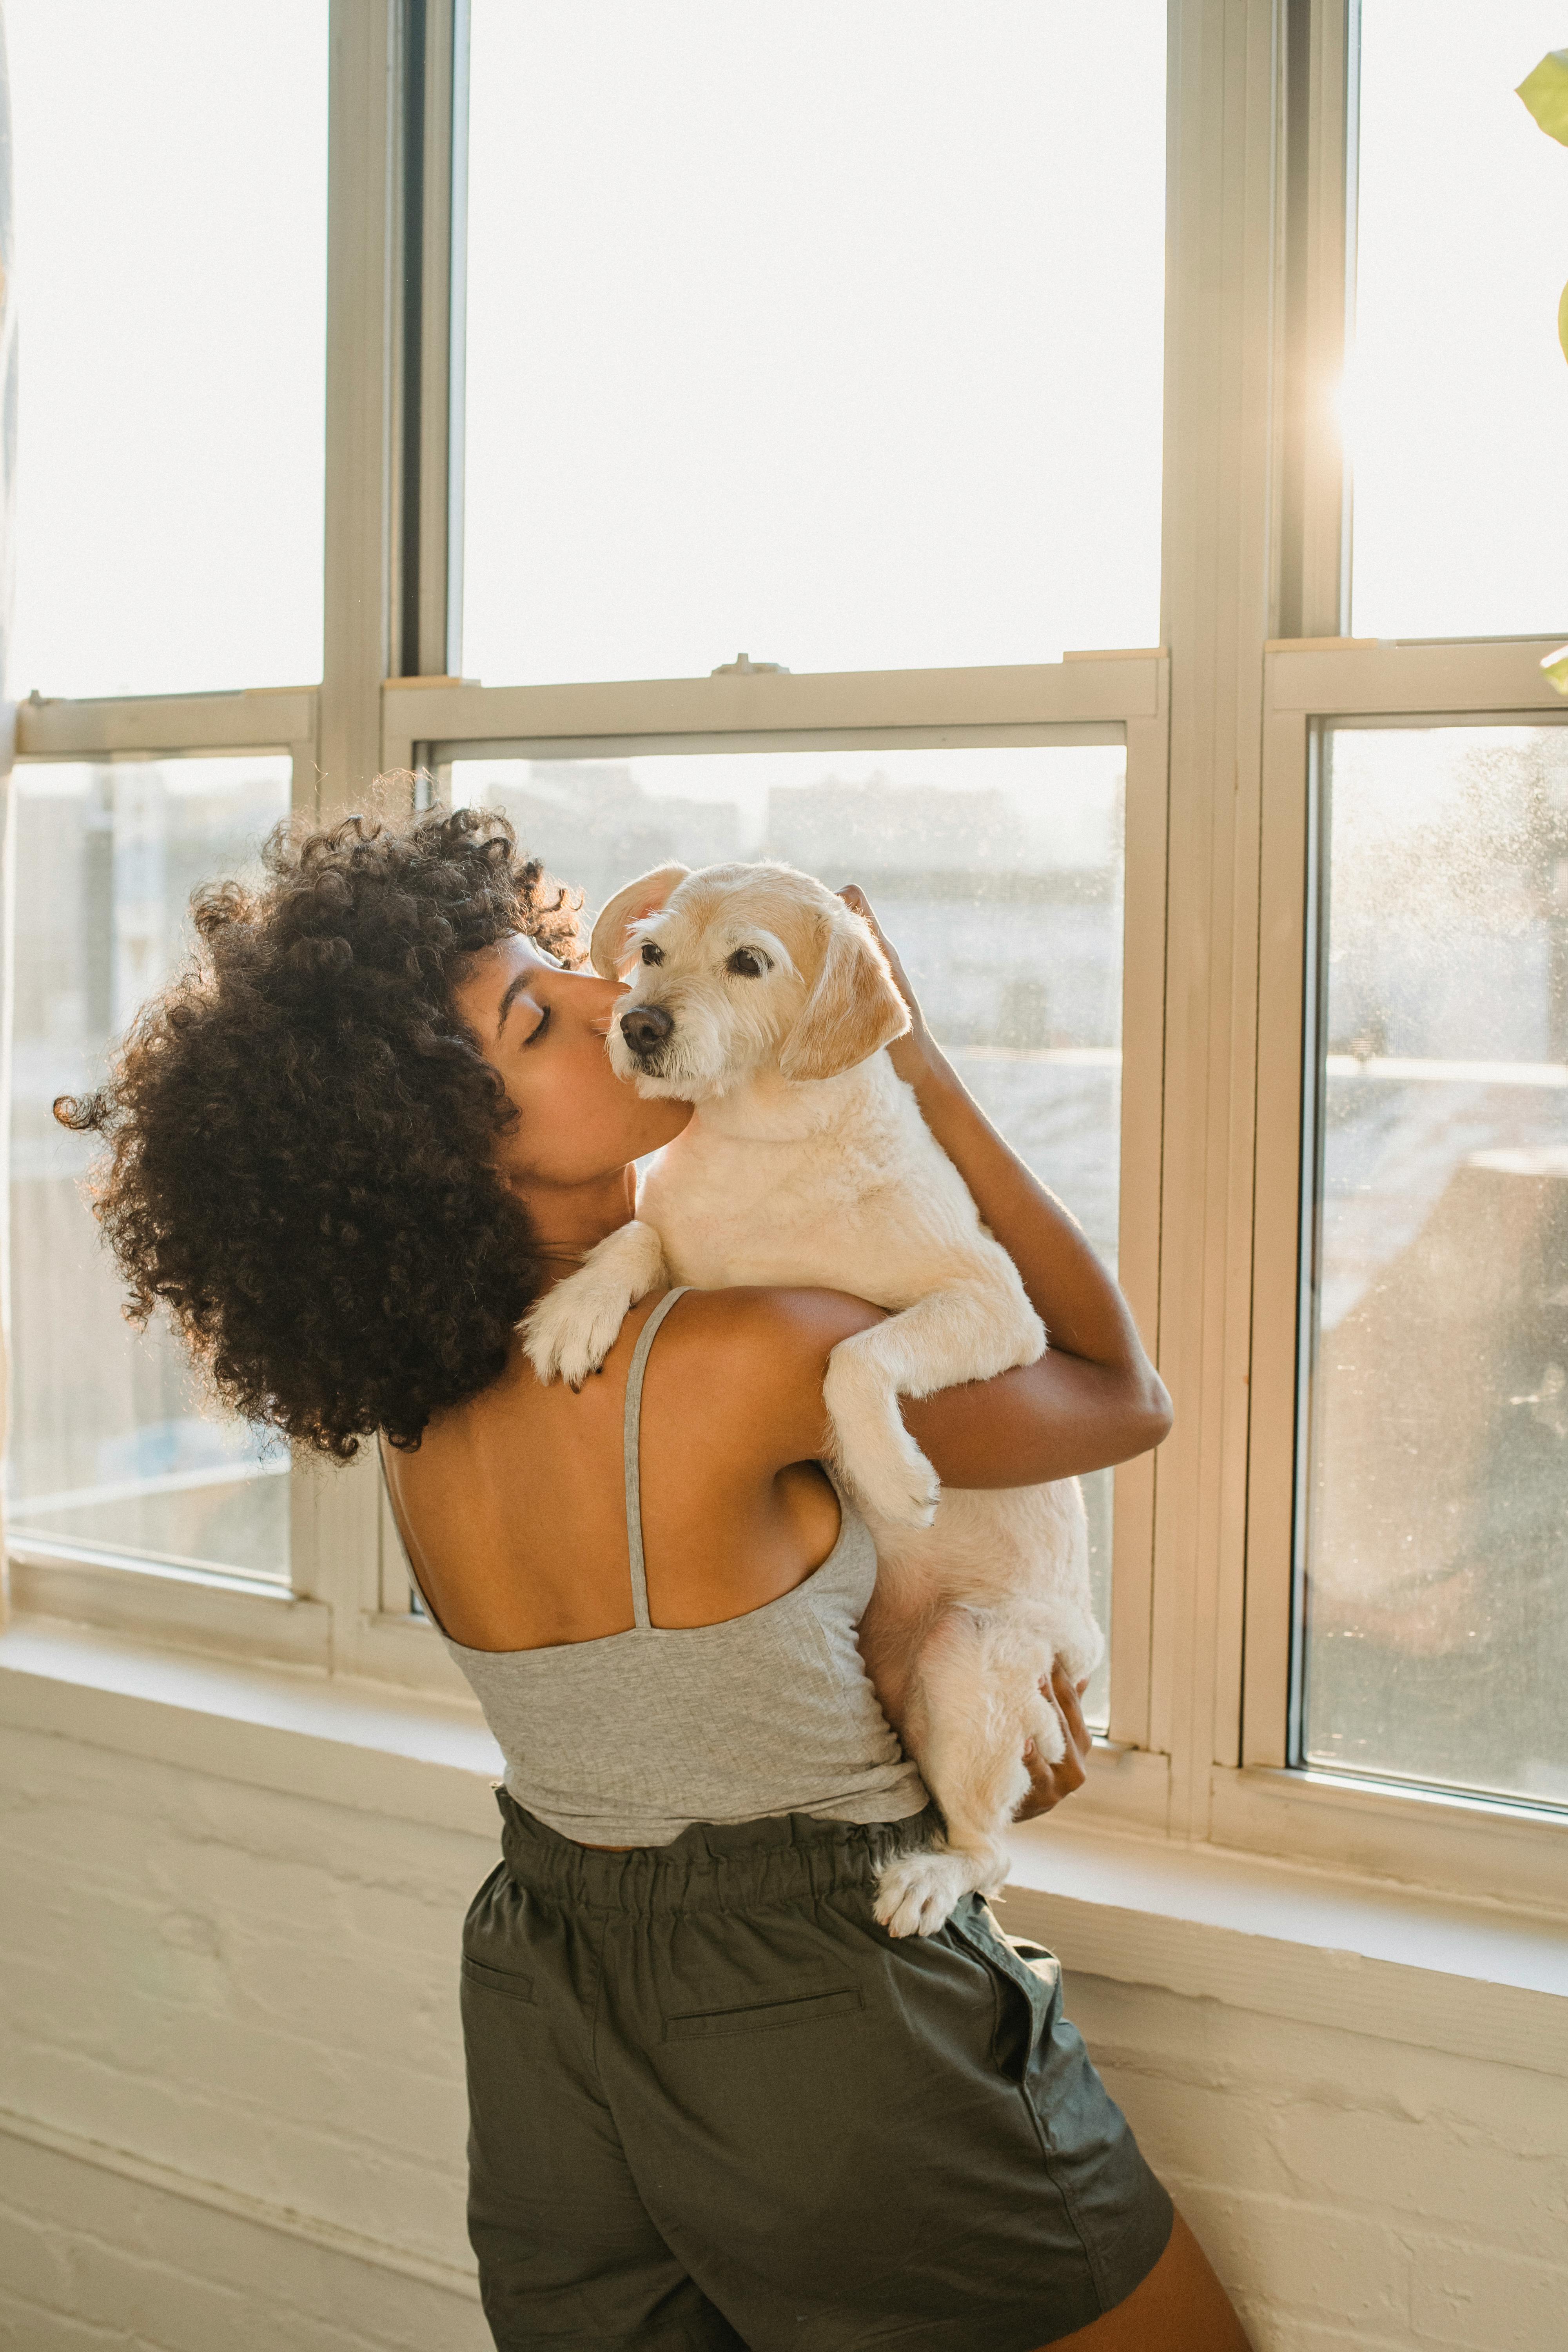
[
  {"xmin": 1069, "ymin": 1976, "xmax": 1568, "ymax": 2350},
  {"xmin": 0, "ymin": 2138, "xmax": 489, "ymax": 2352},
  {"xmin": 2, "ymin": 1705, "xmax": 1565, "ymax": 2351}
]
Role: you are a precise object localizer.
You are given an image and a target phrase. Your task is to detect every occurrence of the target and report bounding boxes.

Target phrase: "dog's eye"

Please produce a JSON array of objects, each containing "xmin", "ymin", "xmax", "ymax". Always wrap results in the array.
[
  {"xmin": 640, "ymin": 941, "xmax": 665, "ymax": 967},
  {"xmin": 726, "ymin": 948, "xmax": 766, "ymax": 978}
]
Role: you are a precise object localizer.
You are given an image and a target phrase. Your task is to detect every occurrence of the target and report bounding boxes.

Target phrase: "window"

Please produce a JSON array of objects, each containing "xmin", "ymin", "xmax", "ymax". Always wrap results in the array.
[
  {"xmin": 1230, "ymin": 1, "xmax": 1568, "ymax": 1879},
  {"xmin": 1347, "ymin": 0, "xmax": 1568, "ymax": 639},
  {"xmin": 7, "ymin": 757, "xmax": 294, "ymax": 1587},
  {"xmin": 8, "ymin": 0, "xmax": 1566, "ymax": 1903},
  {"xmin": 460, "ymin": 0, "xmax": 1166, "ymax": 685},
  {"xmin": 1300, "ymin": 722, "xmax": 1568, "ymax": 1807},
  {"xmin": 1227, "ymin": 0, "xmax": 1568, "ymax": 1901},
  {"xmin": 5, "ymin": 0, "xmax": 328, "ymax": 697},
  {"xmin": 452, "ymin": 737, "xmax": 1128, "ymax": 1727}
]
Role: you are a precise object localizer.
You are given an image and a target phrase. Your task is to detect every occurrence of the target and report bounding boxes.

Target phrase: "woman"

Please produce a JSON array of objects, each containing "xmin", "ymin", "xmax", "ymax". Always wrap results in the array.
[{"xmin": 64, "ymin": 806, "xmax": 1250, "ymax": 2352}]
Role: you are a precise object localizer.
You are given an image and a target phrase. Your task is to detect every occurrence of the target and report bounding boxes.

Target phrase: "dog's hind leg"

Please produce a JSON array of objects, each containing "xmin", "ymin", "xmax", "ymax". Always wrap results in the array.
[{"xmin": 873, "ymin": 1606, "xmax": 1054, "ymax": 1938}]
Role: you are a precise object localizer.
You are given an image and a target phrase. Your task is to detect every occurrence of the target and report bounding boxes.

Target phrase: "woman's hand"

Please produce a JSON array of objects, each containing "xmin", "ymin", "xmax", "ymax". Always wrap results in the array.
[
  {"xmin": 1013, "ymin": 1666, "xmax": 1093, "ymax": 1820},
  {"xmin": 837, "ymin": 884, "xmax": 942, "ymax": 1093}
]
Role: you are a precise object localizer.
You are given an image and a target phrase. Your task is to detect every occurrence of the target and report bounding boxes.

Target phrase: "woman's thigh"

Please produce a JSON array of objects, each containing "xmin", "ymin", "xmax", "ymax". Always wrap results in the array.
[{"xmin": 1041, "ymin": 2212, "xmax": 1252, "ymax": 2352}]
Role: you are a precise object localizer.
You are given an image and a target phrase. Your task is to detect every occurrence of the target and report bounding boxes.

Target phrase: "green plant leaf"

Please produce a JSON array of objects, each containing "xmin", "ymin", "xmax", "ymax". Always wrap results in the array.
[
  {"xmin": 1541, "ymin": 646, "xmax": 1568, "ymax": 696},
  {"xmin": 1518, "ymin": 49, "xmax": 1568, "ymax": 143}
]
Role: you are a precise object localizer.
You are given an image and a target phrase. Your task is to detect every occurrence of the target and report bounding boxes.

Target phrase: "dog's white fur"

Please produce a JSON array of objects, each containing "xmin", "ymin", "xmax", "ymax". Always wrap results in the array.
[{"xmin": 524, "ymin": 861, "xmax": 1102, "ymax": 1936}]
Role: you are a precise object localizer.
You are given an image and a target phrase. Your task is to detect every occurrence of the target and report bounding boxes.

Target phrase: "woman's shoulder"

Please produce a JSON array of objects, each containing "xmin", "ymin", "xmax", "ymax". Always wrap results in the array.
[
  {"xmin": 658, "ymin": 1283, "xmax": 884, "ymax": 1388},
  {"xmin": 434, "ymin": 1282, "xmax": 887, "ymax": 1476},
  {"xmin": 643, "ymin": 1285, "xmax": 887, "ymax": 1468}
]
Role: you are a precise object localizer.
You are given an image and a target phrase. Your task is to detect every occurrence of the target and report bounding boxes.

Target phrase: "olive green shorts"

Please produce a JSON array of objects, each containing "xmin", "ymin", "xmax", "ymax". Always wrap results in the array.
[{"xmin": 461, "ymin": 1792, "xmax": 1172, "ymax": 2352}]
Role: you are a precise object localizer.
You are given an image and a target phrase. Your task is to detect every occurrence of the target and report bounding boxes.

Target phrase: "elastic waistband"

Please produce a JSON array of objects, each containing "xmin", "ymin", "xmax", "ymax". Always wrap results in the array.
[{"xmin": 495, "ymin": 1788, "xmax": 939, "ymax": 1915}]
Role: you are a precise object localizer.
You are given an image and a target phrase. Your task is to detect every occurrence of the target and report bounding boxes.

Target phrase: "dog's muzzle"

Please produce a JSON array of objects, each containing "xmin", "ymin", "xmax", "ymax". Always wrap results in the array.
[{"xmin": 619, "ymin": 1002, "xmax": 674, "ymax": 1062}]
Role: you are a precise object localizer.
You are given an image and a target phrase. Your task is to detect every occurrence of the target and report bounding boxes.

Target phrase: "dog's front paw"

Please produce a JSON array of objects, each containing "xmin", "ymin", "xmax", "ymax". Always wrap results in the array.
[
  {"xmin": 854, "ymin": 1443, "xmax": 942, "ymax": 1531},
  {"xmin": 836, "ymin": 1417, "xmax": 940, "ymax": 1528},
  {"xmin": 824, "ymin": 1359, "xmax": 940, "ymax": 1528},
  {"xmin": 874, "ymin": 1849, "xmax": 976, "ymax": 1939},
  {"xmin": 523, "ymin": 1273, "xmax": 636, "ymax": 1388}
]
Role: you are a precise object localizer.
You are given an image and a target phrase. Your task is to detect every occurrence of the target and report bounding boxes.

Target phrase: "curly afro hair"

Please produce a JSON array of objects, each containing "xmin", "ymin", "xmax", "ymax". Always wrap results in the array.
[{"xmin": 55, "ymin": 803, "xmax": 584, "ymax": 1462}]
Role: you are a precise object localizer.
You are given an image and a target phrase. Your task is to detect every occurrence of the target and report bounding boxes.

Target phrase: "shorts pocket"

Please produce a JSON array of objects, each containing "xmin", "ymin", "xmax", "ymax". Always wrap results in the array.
[
  {"xmin": 461, "ymin": 1954, "xmax": 536, "ymax": 2003},
  {"xmin": 946, "ymin": 1904, "xmax": 1055, "ymax": 2085},
  {"xmin": 664, "ymin": 1985, "xmax": 863, "ymax": 2041}
]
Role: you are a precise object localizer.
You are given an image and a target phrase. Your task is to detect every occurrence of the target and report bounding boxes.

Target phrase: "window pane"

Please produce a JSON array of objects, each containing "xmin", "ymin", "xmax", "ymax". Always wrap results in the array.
[
  {"xmin": 1348, "ymin": 2, "xmax": 1568, "ymax": 639},
  {"xmin": 461, "ymin": 2, "xmax": 1165, "ymax": 686},
  {"xmin": 8, "ymin": 757, "xmax": 293, "ymax": 1584},
  {"xmin": 5, "ymin": 2, "xmax": 328, "ymax": 698},
  {"xmin": 453, "ymin": 744, "xmax": 1123, "ymax": 1724},
  {"xmin": 1302, "ymin": 725, "xmax": 1568, "ymax": 1805}
]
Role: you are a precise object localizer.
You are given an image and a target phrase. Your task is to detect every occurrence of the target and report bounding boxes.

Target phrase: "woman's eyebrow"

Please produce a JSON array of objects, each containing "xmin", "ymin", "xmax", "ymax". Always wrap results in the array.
[{"xmin": 495, "ymin": 968, "xmax": 536, "ymax": 1036}]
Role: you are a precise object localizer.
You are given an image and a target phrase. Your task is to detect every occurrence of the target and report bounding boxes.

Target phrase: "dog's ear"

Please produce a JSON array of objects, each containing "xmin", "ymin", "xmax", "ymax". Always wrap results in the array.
[
  {"xmin": 590, "ymin": 865, "xmax": 690, "ymax": 979},
  {"xmin": 780, "ymin": 906, "xmax": 911, "ymax": 1082}
]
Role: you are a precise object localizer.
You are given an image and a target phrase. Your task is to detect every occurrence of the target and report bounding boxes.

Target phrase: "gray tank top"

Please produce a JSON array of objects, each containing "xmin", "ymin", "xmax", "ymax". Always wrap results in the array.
[{"xmin": 407, "ymin": 1287, "xmax": 927, "ymax": 1847}]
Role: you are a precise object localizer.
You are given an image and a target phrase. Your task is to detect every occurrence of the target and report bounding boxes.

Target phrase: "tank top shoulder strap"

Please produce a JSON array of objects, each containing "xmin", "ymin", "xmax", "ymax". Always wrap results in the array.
[{"xmin": 622, "ymin": 1287, "xmax": 691, "ymax": 1631}]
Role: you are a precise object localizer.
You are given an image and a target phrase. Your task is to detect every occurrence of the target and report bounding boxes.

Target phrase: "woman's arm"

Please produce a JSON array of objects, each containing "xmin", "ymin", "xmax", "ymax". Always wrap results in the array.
[{"xmin": 840, "ymin": 886, "xmax": 1171, "ymax": 1488}]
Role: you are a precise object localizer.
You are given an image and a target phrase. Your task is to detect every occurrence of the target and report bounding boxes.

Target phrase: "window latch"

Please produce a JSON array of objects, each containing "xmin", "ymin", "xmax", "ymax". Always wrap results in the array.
[{"xmin": 711, "ymin": 651, "xmax": 790, "ymax": 676}]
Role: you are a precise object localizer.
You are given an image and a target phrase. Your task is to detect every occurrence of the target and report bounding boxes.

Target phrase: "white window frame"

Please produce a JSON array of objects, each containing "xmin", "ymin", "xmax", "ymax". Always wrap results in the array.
[
  {"xmin": 1230, "ymin": 635, "xmax": 1568, "ymax": 1914},
  {"xmin": 8, "ymin": 0, "xmax": 1568, "ymax": 1913},
  {"xmin": 379, "ymin": 658, "xmax": 1174, "ymax": 1782},
  {"xmin": 8, "ymin": 688, "xmax": 335, "ymax": 1667},
  {"xmin": 1163, "ymin": 0, "xmax": 1568, "ymax": 1913}
]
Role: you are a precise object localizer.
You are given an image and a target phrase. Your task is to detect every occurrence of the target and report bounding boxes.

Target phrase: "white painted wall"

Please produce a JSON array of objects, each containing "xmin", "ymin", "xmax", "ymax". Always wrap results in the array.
[{"xmin": 1, "ymin": 1645, "xmax": 1564, "ymax": 2352}]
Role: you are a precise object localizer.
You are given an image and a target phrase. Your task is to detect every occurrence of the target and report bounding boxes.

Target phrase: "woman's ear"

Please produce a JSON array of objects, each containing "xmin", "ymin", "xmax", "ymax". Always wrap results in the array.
[
  {"xmin": 589, "ymin": 865, "xmax": 690, "ymax": 979},
  {"xmin": 779, "ymin": 906, "xmax": 911, "ymax": 1082}
]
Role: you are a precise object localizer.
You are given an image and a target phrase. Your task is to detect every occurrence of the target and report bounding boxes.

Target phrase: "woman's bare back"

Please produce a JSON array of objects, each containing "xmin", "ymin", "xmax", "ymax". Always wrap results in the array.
[{"xmin": 382, "ymin": 1287, "xmax": 846, "ymax": 1652}]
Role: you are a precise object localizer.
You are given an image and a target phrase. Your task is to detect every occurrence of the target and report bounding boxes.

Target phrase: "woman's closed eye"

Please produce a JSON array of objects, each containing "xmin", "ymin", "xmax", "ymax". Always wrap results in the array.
[{"xmin": 495, "ymin": 960, "xmax": 559, "ymax": 1042}]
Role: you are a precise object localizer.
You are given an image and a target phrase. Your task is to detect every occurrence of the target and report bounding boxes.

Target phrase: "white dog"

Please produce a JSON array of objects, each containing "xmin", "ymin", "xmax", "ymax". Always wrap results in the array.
[{"xmin": 524, "ymin": 861, "xmax": 1102, "ymax": 1936}]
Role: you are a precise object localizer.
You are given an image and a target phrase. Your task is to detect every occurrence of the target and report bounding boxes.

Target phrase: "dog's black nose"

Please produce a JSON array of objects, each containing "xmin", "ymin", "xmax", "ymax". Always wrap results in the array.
[{"xmin": 620, "ymin": 1003, "xmax": 674, "ymax": 1057}]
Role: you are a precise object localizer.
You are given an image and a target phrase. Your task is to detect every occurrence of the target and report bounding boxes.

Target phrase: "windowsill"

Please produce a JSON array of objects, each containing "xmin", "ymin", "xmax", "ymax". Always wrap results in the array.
[
  {"xmin": 3, "ymin": 1612, "xmax": 1565, "ymax": 2076},
  {"xmin": 1004, "ymin": 1815, "xmax": 1568, "ymax": 2079},
  {"xmin": 0, "ymin": 1613, "xmax": 499, "ymax": 1837},
  {"xmin": 5, "ymin": 1551, "xmax": 332, "ymax": 1671}
]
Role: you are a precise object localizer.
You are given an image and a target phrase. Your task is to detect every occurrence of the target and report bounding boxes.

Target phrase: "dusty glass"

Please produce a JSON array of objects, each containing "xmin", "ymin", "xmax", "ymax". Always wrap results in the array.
[
  {"xmin": 7, "ymin": 758, "xmax": 293, "ymax": 1584},
  {"xmin": 5, "ymin": 1, "xmax": 328, "ymax": 698},
  {"xmin": 452, "ymin": 743, "xmax": 1125, "ymax": 1725},
  {"xmin": 461, "ymin": 0, "xmax": 1165, "ymax": 686},
  {"xmin": 1302, "ymin": 724, "xmax": 1568, "ymax": 1805},
  {"xmin": 1348, "ymin": 2, "xmax": 1568, "ymax": 639}
]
